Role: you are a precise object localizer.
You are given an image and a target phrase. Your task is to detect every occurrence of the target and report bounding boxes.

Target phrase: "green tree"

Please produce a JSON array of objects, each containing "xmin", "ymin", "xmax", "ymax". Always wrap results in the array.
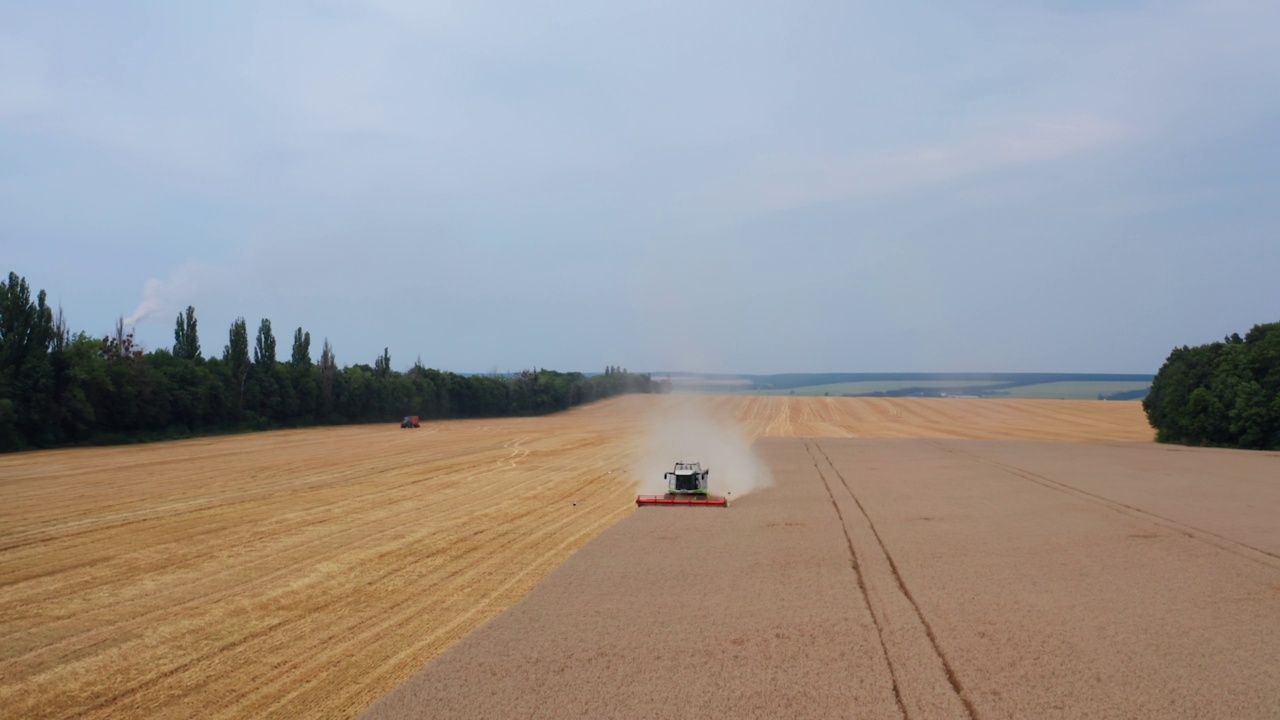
[
  {"xmin": 53, "ymin": 305, "xmax": 69, "ymax": 353},
  {"xmin": 1146, "ymin": 322, "xmax": 1280, "ymax": 450},
  {"xmin": 285, "ymin": 328, "xmax": 316, "ymax": 422},
  {"xmin": 290, "ymin": 327, "xmax": 312, "ymax": 369},
  {"xmin": 0, "ymin": 272, "xmax": 58, "ymax": 448},
  {"xmin": 319, "ymin": 338, "xmax": 337, "ymax": 415},
  {"xmin": 253, "ymin": 318, "xmax": 276, "ymax": 366},
  {"xmin": 173, "ymin": 306, "xmax": 201, "ymax": 360},
  {"xmin": 55, "ymin": 333, "xmax": 111, "ymax": 440},
  {"xmin": 3, "ymin": 269, "xmax": 664, "ymax": 452},
  {"xmin": 374, "ymin": 347, "xmax": 391, "ymax": 378},
  {"xmin": 224, "ymin": 318, "xmax": 250, "ymax": 413}
]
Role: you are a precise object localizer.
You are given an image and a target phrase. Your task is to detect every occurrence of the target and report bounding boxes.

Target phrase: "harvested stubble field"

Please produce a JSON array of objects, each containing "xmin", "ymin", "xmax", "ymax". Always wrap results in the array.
[
  {"xmin": 5, "ymin": 395, "xmax": 1279, "ymax": 718},
  {"xmin": 0, "ymin": 399, "xmax": 649, "ymax": 718}
]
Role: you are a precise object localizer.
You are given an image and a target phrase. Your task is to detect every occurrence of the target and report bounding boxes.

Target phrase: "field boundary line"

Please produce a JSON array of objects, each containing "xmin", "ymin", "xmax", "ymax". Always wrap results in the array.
[{"xmin": 349, "ymin": 498, "xmax": 632, "ymax": 718}]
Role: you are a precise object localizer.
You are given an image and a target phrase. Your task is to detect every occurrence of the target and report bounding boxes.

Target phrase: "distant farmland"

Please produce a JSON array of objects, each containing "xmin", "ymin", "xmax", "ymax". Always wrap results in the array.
[
  {"xmin": 734, "ymin": 379, "xmax": 1008, "ymax": 397},
  {"xmin": 664, "ymin": 372, "xmax": 1152, "ymax": 400},
  {"xmin": 995, "ymin": 380, "xmax": 1153, "ymax": 400}
]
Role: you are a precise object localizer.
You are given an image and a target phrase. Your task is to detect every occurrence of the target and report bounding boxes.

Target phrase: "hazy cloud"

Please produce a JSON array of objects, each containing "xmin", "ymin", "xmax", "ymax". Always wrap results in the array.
[{"xmin": 3, "ymin": 0, "xmax": 1277, "ymax": 373}]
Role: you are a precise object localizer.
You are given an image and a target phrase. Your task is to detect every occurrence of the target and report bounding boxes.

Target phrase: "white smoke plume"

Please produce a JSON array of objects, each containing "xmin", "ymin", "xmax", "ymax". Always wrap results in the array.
[
  {"xmin": 632, "ymin": 396, "xmax": 772, "ymax": 501},
  {"xmin": 123, "ymin": 278, "xmax": 166, "ymax": 326},
  {"xmin": 122, "ymin": 263, "xmax": 206, "ymax": 327}
]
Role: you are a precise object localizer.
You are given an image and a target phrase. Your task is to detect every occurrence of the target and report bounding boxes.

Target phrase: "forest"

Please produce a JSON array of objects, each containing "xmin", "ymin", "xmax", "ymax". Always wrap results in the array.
[
  {"xmin": 0, "ymin": 272, "xmax": 666, "ymax": 452},
  {"xmin": 1144, "ymin": 321, "xmax": 1280, "ymax": 450}
]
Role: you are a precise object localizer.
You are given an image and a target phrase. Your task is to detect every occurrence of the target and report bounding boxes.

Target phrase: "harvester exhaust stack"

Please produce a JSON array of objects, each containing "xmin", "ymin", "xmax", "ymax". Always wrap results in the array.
[{"xmin": 636, "ymin": 462, "xmax": 728, "ymax": 508}]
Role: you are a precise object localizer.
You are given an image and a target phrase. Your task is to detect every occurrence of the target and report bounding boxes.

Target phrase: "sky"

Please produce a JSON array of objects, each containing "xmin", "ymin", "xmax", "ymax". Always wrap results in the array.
[{"xmin": 2, "ymin": 0, "xmax": 1277, "ymax": 375}]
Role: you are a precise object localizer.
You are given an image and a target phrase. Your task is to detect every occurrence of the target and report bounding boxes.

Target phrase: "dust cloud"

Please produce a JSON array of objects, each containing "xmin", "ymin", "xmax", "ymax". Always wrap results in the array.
[{"xmin": 631, "ymin": 396, "xmax": 772, "ymax": 501}]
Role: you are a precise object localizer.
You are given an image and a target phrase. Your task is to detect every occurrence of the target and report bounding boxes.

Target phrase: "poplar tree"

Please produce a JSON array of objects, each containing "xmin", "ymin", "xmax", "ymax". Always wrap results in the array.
[
  {"xmin": 319, "ymin": 338, "xmax": 337, "ymax": 406},
  {"xmin": 253, "ymin": 318, "xmax": 276, "ymax": 365},
  {"xmin": 290, "ymin": 327, "xmax": 311, "ymax": 368},
  {"xmin": 224, "ymin": 318, "xmax": 250, "ymax": 410},
  {"xmin": 53, "ymin": 306, "xmax": 69, "ymax": 353},
  {"xmin": 0, "ymin": 272, "xmax": 57, "ymax": 448},
  {"xmin": 173, "ymin": 306, "xmax": 200, "ymax": 360},
  {"xmin": 374, "ymin": 347, "xmax": 391, "ymax": 378}
]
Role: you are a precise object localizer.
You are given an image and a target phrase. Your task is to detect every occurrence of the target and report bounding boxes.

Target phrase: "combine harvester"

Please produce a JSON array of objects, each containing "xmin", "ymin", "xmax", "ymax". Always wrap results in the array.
[{"xmin": 636, "ymin": 462, "xmax": 728, "ymax": 507}]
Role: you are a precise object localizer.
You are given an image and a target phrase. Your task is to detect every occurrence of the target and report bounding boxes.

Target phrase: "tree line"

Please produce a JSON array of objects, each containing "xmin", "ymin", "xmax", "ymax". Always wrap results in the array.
[
  {"xmin": 1143, "ymin": 321, "xmax": 1280, "ymax": 450},
  {"xmin": 0, "ymin": 272, "xmax": 668, "ymax": 452}
]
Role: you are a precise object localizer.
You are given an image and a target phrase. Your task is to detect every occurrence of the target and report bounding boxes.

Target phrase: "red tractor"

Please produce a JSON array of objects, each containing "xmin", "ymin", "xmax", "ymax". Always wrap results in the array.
[{"xmin": 400, "ymin": 415, "xmax": 420, "ymax": 429}]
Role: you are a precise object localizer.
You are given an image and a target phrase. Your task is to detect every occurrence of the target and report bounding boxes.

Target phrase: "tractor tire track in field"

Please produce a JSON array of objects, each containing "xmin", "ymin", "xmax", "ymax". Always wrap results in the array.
[
  {"xmin": 805, "ymin": 441, "xmax": 908, "ymax": 720},
  {"xmin": 925, "ymin": 441, "xmax": 1280, "ymax": 568},
  {"xmin": 808, "ymin": 441, "xmax": 977, "ymax": 720}
]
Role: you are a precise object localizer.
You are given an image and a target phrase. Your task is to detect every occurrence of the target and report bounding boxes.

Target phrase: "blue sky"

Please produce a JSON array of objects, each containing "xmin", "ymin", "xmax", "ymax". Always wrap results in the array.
[{"xmin": 2, "ymin": 0, "xmax": 1277, "ymax": 374}]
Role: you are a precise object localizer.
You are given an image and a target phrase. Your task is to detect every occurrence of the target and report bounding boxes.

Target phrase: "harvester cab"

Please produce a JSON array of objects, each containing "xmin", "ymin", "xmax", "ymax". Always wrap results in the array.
[
  {"xmin": 636, "ymin": 461, "xmax": 728, "ymax": 507},
  {"xmin": 667, "ymin": 462, "xmax": 709, "ymax": 494}
]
